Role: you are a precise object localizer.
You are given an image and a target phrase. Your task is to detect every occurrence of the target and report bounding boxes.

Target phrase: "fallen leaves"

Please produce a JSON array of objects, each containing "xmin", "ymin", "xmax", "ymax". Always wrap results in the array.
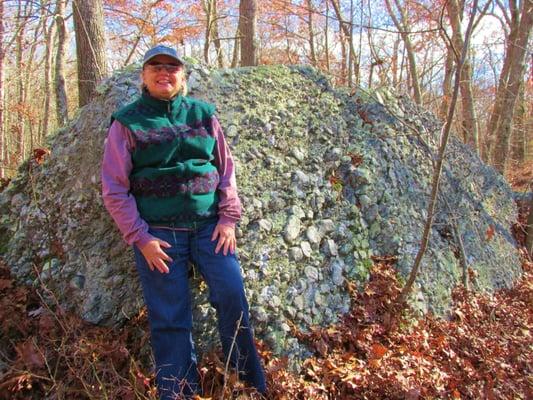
[
  {"xmin": 0, "ymin": 254, "xmax": 531, "ymax": 399},
  {"xmin": 16, "ymin": 338, "xmax": 45, "ymax": 369},
  {"xmin": 370, "ymin": 343, "xmax": 388, "ymax": 359},
  {"xmin": 264, "ymin": 257, "xmax": 532, "ymax": 400},
  {"xmin": 486, "ymin": 224, "xmax": 495, "ymax": 241},
  {"xmin": 32, "ymin": 148, "xmax": 50, "ymax": 165}
]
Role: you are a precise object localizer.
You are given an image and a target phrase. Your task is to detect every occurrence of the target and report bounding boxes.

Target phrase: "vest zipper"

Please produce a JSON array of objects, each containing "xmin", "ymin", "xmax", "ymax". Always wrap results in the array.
[{"xmin": 167, "ymin": 100, "xmax": 175, "ymax": 124}]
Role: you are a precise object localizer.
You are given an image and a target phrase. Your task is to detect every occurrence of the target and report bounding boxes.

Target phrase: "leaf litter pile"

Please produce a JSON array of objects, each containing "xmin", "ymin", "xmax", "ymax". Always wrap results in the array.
[{"xmin": 0, "ymin": 252, "xmax": 531, "ymax": 399}]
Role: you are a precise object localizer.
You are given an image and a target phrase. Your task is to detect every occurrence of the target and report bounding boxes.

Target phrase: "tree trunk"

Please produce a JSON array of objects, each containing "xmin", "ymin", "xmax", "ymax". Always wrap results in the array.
[
  {"xmin": 440, "ymin": 42, "xmax": 454, "ymax": 121},
  {"xmin": 391, "ymin": 35, "xmax": 400, "ymax": 87},
  {"xmin": 15, "ymin": 0, "xmax": 28, "ymax": 164},
  {"xmin": 486, "ymin": 1, "xmax": 520, "ymax": 155},
  {"xmin": 211, "ymin": 0, "xmax": 224, "ymax": 68},
  {"xmin": 0, "ymin": 0, "xmax": 4, "ymax": 178},
  {"xmin": 340, "ymin": 29, "xmax": 347, "ymax": 84},
  {"xmin": 526, "ymin": 197, "xmax": 533, "ymax": 256},
  {"xmin": 202, "ymin": 0, "xmax": 213, "ymax": 64},
  {"xmin": 325, "ymin": 0, "xmax": 330, "ymax": 72},
  {"xmin": 55, "ymin": 0, "xmax": 69, "ymax": 126},
  {"xmin": 399, "ymin": 0, "xmax": 479, "ymax": 305},
  {"xmin": 42, "ymin": 17, "xmax": 56, "ymax": 143},
  {"xmin": 330, "ymin": 0, "xmax": 359, "ymax": 86},
  {"xmin": 239, "ymin": 0, "xmax": 257, "ymax": 66},
  {"xmin": 306, "ymin": 0, "xmax": 317, "ymax": 66},
  {"xmin": 24, "ymin": 3, "xmax": 42, "ymax": 107},
  {"xmin": 384, "ymin": 0, "xmax": 422, "ymax": 105},
  {"xmin": 510, "ymin": 82, "xmax": 526, "ymax": 164},
  {"xmin": 72, "ymin": 0, "xmax": 108, "ymax": 107},
  {"xmin": 25, "ymin": 2, "xmax": 44, "ymax": 154},
  {"xmin": 348, "ymin": 0, "xmax": 354, "ymax": 87},
  {"xmin": 231, "ymin": 15, "xmax": 242, "ymax": 68},
  {"xmin": 490, "ymin": 0, "xmax": 533, "ymax": 173},
  {"xmin": 446, "ymin": 0, "xmax": 479, "ymax": 152}
]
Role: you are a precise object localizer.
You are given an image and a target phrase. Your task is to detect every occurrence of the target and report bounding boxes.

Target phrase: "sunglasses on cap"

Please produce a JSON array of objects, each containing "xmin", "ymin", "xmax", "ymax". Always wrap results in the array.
[{"xmin": 145, "ymin": 62, "xmax": 182, "ymax": 73}]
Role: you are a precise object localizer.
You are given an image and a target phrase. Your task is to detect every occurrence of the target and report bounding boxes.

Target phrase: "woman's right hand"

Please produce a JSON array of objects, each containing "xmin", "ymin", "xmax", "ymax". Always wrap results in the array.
[{"xmin": 139, "ymin": 239, "xmax": 173, "ymax": 274}]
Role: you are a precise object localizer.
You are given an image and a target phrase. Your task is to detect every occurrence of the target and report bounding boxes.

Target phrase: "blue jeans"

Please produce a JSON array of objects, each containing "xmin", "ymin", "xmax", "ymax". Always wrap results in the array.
[{"xmin": 133, "ymin": 222, "xmax": 266, "ymax": 400}]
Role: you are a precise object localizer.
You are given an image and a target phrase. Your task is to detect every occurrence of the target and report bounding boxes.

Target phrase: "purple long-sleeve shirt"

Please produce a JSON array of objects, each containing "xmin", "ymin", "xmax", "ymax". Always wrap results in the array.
[{"xmin": 101, "ymin": 116, "xmax": 241, "ymax": 248}]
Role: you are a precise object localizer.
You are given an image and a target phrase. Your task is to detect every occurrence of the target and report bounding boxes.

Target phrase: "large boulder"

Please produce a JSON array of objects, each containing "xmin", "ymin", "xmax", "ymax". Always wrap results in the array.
[{"xmin": 0, "ymin": 64, "xmax": 521, "ymax": 361}]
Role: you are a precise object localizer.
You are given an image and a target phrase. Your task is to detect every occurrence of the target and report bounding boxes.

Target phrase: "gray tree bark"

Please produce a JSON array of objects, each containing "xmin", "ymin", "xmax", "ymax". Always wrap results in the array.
[
  {"xmin": 0, "ymin": 0, "xmax": 4, "ymax": 178},
  {"xmin": 330, "ymin": 0, "xmax": 359, "ymax": 85},
  {"xmin": 384, "ymin": 0, "xmax": 423, "ymax": 105},
  {"xmin": 486, "ymin": 0, "xmax": 519, "ymax": 151},
  {"xmin": 239, "ymin": 0, "xmax": 257, "ymax": 66},
  {"xmin": 490, "ymin": 0, "xmax": 533, "ymax": 173},
  {"xmin": 306, "ymin": 0, "xmax": 317, "ymax": 66},
  {"xmin": 526, "ymin": 197, "xmax": 533, "ymax": 256},
  {"xmin": 211, "ymin": 0, "xmax": 224, "ymax": 68},
  {"xmin": 446, "ymin": 0, "xmax": 480, "ymax": 152},
  {"xmin": 203, "ymin": 0, "xmax": 224, "ymax": 68},
  {"xmin": 231, "ymin": 15, "xmax": 242, "ymax": 68},
  {"xmin": 325, "ymin": 0, "xmax": 330, "ymax": 72},
  {"xmin": 15, "ymin": 0, "xmax": 29, "ymax": 164},
  {"xmin": 72, "ymin": 0, "xmax": 108, "ymax": 107},
  {"xmin": 55, "ymin": 0, "xmax": 69, "ymax": 126},
  {"xmin": 42, "ymin": 16, "xmax": 56, "ymax": 143},
  {"xmin": 203, "ymin": 0, "xmax": 213, "ymax": 65},
  {"xmin": 439, "ymin": 42, "xmax": 454, "ymax": 121}
]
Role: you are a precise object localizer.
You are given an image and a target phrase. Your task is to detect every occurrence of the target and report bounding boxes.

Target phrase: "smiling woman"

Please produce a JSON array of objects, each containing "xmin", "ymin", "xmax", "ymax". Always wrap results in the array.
[
  {"xmin": 141, "ymin": 54, "xmax": 185, "ymax": 100},
  {"xmin": 101, "ymin": 45, "xmax": 266, "ymax": 400}
]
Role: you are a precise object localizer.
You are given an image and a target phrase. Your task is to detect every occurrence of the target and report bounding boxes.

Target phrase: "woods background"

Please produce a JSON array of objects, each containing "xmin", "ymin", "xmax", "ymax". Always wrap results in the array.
[
  {"xmin": 0, "ymin": 0, "xmax": 531, "ymax": 181},
  {"xmin": 0, "ymin": 1, "xmax": 532, "ymax": 399}
]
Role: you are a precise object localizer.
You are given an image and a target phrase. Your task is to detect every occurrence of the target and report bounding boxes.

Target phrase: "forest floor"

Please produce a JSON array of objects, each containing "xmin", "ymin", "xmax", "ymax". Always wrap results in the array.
[{"xmin": 0, "ymin": 164, "xmax": 531, "ymax": 400}]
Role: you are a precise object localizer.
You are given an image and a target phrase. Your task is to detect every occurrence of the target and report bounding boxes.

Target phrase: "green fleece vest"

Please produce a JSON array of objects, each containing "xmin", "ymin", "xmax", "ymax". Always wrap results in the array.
[{"xmin": 112, "ymin": 92, "xmax": 219, "ymax": 226}]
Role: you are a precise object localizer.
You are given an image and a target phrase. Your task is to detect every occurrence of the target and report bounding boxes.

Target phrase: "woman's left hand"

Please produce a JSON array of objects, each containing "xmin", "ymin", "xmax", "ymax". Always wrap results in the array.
[{"xmin": 211, "ymin": 223, "xmax": 236, "ymax": 255}]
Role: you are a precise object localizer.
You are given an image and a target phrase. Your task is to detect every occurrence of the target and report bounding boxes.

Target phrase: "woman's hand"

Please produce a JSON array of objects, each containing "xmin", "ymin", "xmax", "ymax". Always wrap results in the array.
[
  {"xmin": 139, "ymin": 239, "xmax": 173, "ymax": 273},
  {"xmin": 211, "ymin": 224, "xmax": 236, "ymax": 256}
]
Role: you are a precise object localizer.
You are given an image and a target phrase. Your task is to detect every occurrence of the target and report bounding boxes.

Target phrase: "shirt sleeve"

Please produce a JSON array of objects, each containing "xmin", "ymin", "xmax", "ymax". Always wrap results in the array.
[
  {"xmin": 101, "ymin": 120, "xmax": 154, "ymax": 247},
  {"xmin": 211, "ymin": 116, "xmax": 242, "ymax": 228}
]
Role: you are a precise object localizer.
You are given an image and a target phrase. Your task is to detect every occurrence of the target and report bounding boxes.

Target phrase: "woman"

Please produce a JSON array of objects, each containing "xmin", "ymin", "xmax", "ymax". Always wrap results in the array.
[{"xmin": 101, "ymin": 45, "xmax": 266, "ymax": 399}]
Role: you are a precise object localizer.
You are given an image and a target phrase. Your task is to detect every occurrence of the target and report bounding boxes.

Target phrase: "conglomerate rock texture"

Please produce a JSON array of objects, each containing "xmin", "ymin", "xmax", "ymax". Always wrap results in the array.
[{"xmin": 0, "ymin": 63, "xmax": 521, "ymax": 364}]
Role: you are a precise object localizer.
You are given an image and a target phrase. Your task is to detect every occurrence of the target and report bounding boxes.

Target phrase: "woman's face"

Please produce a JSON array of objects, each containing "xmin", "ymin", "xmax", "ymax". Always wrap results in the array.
[{"xmin": 141, "ymin": 54, "xmax": 185, "ymax": 100}]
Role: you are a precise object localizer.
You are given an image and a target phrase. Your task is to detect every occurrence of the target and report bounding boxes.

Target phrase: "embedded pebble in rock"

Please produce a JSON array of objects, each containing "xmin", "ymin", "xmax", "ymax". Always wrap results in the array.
[
  {"xmin": 289, "ymin": 247, "xmax": 303, "ymax": 261},
  {"xmin": 289, "ymin": 205, "xmax": 306, "ymax": 219},
  {"xmin": 304, "ymin": 266, "xmax": 319, "ymax": 282},
  {"xmin": 318, "ymin": 219, "xmax": 336, "ymax": 236},
  {"xmin": 294, "ymin": 295, "xmax": 305, "ymax": 311},
  {"xmin": 187, "ymin": 70, "xmax": 202, "ymax": 91},
  {"xmin": 284, "ymin": 215, "xmax": 301, "ymax": 244},
  {"xmin": 359, "ymin": 195, "xmax": 372, "ymax": 208},
  {"xmin": 226, "ymin": 125, "xmax": 238, "ymax": 138},
  {"xmin": 269, "ymin": 296, "xmax": 281, "ymax": 308},
  {"xmin": 291, "ymin": 148, "xmax": 305, "ymax": 162},
  {"xmin": 258, "ymin": 219, "xmax": 273, "ymax": 232},
  {"xmin": 331, "ymin": 260, "xmax": 345, "ymax": 286},
  {"xmin": 314, "ymin": 292, "xmax": 325, "ymax": 306},
  {"xmin": 293, "ymin": 170, "xmax": 310, "ymax": 186},
  {"xmin": 300, "ymin": 241, "xmax": 312, "ymax": 258},
  {"xmin": 305, "ymin": 226, "xmax": 321, "ymax": 245},
  {"xmin": 254, "ymin": 307, "xmax": 268, "ymax": 322},
  {"xmin": 322, "ymin": 239, "xmax": 339, "ymax": 257},
  {"xmin": 0, "ymin": 63, "xmax": 522, "ymax": 368}
]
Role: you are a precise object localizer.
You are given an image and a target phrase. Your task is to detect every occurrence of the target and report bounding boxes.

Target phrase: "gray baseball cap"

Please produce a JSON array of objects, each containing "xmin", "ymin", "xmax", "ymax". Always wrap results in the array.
[{"xmin": 143, "ymin": 45, "xmax": 184, "ymax": 66}]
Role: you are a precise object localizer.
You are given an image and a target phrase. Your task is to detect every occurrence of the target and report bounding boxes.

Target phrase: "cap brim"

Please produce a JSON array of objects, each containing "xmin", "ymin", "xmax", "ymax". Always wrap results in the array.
[{"xmin": 143, "ymin": 53, "xmax": 184, "ymax": 66}]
